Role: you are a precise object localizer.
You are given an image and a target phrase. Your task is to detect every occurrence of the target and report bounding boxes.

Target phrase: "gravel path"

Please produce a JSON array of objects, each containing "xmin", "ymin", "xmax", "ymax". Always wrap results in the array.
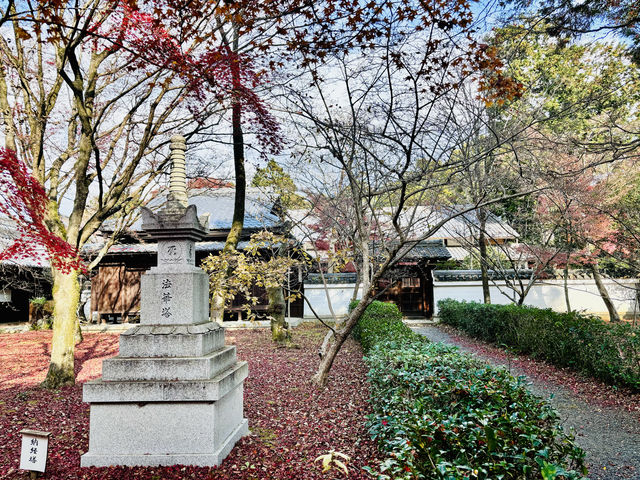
[{"xmin": 413, "ymin": 325, "xmax": 640, "ymax": 480}]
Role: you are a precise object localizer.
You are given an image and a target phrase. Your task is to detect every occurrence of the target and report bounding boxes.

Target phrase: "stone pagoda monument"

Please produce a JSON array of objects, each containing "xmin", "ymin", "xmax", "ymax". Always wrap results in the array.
[{"xmin": 81, "ymin": 135, "xmax": 248, "ymax": 467}]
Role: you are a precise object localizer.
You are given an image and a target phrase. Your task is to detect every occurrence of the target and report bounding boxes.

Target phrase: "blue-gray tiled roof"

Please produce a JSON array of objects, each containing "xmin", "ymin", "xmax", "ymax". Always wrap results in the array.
[
  {"xmin": 391, "ymin": 239, "xmax": 451, "ymax": 261},
  {"xmin": 103, "ymin": 188, "xmax": 281, "ymax": 233},
  {"xmin": 433, "ymin": 269, "xmax": 534, "ymax": 282},
  {"xmin": 188, "ymin": 189, "xmax": 280, "ymax": 230},
  {"xmin": 305, "ymin": 273, "xmax": 358, "ymax": 284},
  {"xmin": 83, "ymin": 240, "xmax": 251, "ymax": 256}
]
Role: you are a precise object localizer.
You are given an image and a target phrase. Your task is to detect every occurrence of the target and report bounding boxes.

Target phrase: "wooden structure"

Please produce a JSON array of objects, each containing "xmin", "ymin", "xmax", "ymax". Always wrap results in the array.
[
  {"xmin": 88, "ymin": 244, "xmax": 304, "ymax": 324},
  {"xmin": 89, "ymin": 254, "xmax": 151, "ymax": 323},
  {"xmin": 85, "ymin": 188, "xmax": 304, "ymax": 323},
  {"xmin": 375, "ymin": 240, "xmax": 450, "ymax": 318},
  {"xmin": 375, "ymin": 206, "xmax": 521, "ymax": 317}
]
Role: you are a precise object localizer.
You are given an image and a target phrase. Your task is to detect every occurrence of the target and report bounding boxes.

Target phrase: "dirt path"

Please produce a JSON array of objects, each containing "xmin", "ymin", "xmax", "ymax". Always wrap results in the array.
[{"xmin": 412, "ymin": 325, "xmax": 640, "ymax": 480}]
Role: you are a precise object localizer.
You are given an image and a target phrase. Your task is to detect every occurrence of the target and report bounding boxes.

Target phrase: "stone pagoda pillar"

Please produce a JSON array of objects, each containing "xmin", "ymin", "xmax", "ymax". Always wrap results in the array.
[{"xmin": 81, "ymin": 135, "xmax": 248, "ymax": 467}]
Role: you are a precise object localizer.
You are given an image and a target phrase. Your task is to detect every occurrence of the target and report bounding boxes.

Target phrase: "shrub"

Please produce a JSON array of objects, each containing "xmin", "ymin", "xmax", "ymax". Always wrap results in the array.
[
  {"xmin": 438, "ymin": 299, "xmax": 640, "ymax": 390},
  {"xmin": 350, "ymin": 300, "xmax": 418, "ymax": 351},
  {"xmin": 355, "ymin": 301, "xmax": 587, "ymax": 479},
  {"xmin": 29, "ymin": 296, "xmax": 53, "ymax": 330}
]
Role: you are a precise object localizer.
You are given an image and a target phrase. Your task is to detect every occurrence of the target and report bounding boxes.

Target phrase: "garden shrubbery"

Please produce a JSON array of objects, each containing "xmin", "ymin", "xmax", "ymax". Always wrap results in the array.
[
  {"xmin": 438, "ymin": 299, "xmax": 640, "ymax": 390},
  {"xmin": 354, "ymin": 300, "xmax": 587, "ymax": 480},
  {"xmin": 351, "ymin": 299, "xmax": 419, "ymax": 350}
]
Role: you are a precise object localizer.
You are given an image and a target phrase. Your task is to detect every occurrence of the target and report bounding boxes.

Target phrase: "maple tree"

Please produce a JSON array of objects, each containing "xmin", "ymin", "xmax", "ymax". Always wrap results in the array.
[
  {"xmin": 537, "ymin": 162, "xmax": 604, "ymax": 312},
  {"xmin": 280, "ymin": 1, "xmax": 528, "ymax": 385},
  {"xmin": 602, "ymin": 171, "xmax": 640, "ymax": 278},
  {"xmin": 201, "ymin": 231, "xmax": 306, "ymax": 345},
  {"xmin": 444, "ymin": 25, "xmax": 640, "ymax": 310},
  {"xmin": 528, "ymin": 153, "xmax": 640, "ymax": 323},
  {"xmin": 282, "ymin": 5, "xmax": 640, "ymax": 384},
  {"xmin": 206, "ymin": 0, "xmax": 521, "ymax": 324},
  {"xmin": 436, "ymin": 85, "xmax": 524, "ymax": 305},
  {"xmin": 463, "ymin": 155, "xmax": 636, "ymax": 314},
  {"xmin": 0, "ymin": 148, "xmax": 82, "ymax": 272},
  {"xmin": 0, "ymin": 0, "xmax": 282, "ymax": 388}
]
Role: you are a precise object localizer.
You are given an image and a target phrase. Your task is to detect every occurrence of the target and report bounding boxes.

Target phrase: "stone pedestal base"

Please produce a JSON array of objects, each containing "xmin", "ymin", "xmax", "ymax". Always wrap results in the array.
[
  {"xmin": 82, "ymin": 322, "xmax": 248, "ymax": 468},
  {"xmin": 81, "ymin": 406, "xmax": 248, "ymax": 467},
  {"xmin": 81, "ymin": 419, "xmax": 248, "ymax": 467}
]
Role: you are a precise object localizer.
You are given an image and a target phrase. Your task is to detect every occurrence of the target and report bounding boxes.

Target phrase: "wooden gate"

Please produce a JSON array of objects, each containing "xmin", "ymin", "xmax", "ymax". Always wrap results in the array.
[{"xmin": 91, "ymin": 264, "xmax": 144, "ymax": 323}]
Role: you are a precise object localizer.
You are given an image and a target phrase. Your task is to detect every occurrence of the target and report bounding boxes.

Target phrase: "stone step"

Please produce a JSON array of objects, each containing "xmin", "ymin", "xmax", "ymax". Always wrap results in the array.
[
  {"xmin": 119, "ymin": 323, "xmax": 225, "ymax": 358},
  {"xmin": 84, "ymin": 361, "xmax": 248, "ymax": 403},
  {"xmin": 102, "ymin": 345, "xmax": 237, "ymax": 382}
]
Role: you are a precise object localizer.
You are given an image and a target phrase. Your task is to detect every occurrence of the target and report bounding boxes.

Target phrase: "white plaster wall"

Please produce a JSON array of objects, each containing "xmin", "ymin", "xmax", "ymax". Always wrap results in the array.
[
  {"xmin": 303, "ymin": 283, "xmax": 363, "ymax": 318},
  {"xmin": 303, "ymin": 279, "xmax": 640, "ymax": 320},
  {"xmin": 433, "ymin": 278, "xmax": 640, "ymax": 320},
  {"xmin": 0, "ymin": 289, "xmax": 11, "ymax": 302}
]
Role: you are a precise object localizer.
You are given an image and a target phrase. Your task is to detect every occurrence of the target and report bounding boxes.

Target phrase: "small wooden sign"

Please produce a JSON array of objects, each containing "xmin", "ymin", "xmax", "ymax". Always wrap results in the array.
[{"xmin": 19, "ymin": 429, "xmax": 51, "ymax": 474}]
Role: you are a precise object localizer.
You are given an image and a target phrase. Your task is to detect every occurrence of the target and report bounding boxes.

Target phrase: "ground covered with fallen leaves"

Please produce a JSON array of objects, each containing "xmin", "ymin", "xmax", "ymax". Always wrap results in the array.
[
  {"xmin": 0, "ymin": 326, "xmax": 381, "ymax": 479},
  {"xmin": 434, "ymin": 324, "xmax": 640, "ymax": 417}
]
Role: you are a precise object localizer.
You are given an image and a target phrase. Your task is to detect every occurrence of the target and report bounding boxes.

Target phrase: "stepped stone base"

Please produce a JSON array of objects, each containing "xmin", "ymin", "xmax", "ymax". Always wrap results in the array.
[
  {"xmin": 119, "ymin": 323, "xmax": 225, "ymax": 358},
  {"xmin": 102, "ymin": 345, "xmax": 238, "ymax": 381},
  {"xmin": 82, "ymin": 321, "xmax": 248, "ymax": 468},
  {"xmin": 84, "ymin": 362, "xmax": 248, "ymax": 403}
]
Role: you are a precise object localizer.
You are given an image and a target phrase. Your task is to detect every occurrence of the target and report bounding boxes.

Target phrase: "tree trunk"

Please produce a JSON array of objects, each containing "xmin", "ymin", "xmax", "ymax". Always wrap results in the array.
[
  {"xmin": 223, "ymin": 39, "xmax": 245, "ymax": 254},
  {"xmin": 223, "ymin": 101, "xmax": 245, "ymax": 253},
  {"xmin": 351, "ymin": 270, "xmax": 361, "ymax": 304},
  {"xmin": 516, "ymin": 284, "xmax": 531, "ymax": 307},
  {"xmin": 210, "ymin": 293, "xmax": 225, "ymax": 324},
  {"xmin": 361, "ymin": 234, "xmax": 371, "ymax": 293},
  {"xmin": 42, "ymin": 268, "xmax": 80, "ymax": 389},
  {"xmin": 313, "ymin": 329, "xmax": 348, "ymax": 387},
  {"xmin": 312, "ymin": 292, "xmax": 372, "ymax": 387},
  {"xmin": 75, "ymin": 316, "xmax": 83, "ymax": 344},
  {"xmin": 478, "ymin": 207, "xmax": 491, "ymax": 304},
  {"xmin": 516, "ymin": 280, "xmax": 535, "ymax": 306},
  {"xmin": 214, "ymin": 52, "xmax": 245, "ymax": 322},
  {"xmin": 350, "ymin": 234, "xmax": 370, "ymax": 304},
  {"xmin": 590, "ymin": 263, "xmax": 621, "ymax": 322},
  {"xmin": 563, "ymin": 261, "xmax": 572, "ymax": 313},
  {"xmin": 268, "ymin": 286, "xmax": 292, "ymax": 345}
]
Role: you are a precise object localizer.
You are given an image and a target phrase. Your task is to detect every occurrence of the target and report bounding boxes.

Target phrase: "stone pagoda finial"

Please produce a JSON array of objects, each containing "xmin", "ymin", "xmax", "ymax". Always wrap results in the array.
[
  {"xmin": 140, "ymin": 133, "xmax": 208, "ymax": 243},
  {"xmin": 169, "ymin": 134, "xmax": 188, "ymax": 208}
]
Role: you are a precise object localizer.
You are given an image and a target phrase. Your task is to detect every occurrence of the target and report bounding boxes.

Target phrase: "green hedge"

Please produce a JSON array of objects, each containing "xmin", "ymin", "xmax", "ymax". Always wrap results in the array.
[
  {"xmin": 438, "ymin": 299, "xmax": 640, "ymax": 390},
  {"xmin": 350, "ymin": 299, "xmax": 419, "ymax": 350},
  {"xmin": 354, "ymin": 301, "xmax": 586, "ymax": 479}
]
